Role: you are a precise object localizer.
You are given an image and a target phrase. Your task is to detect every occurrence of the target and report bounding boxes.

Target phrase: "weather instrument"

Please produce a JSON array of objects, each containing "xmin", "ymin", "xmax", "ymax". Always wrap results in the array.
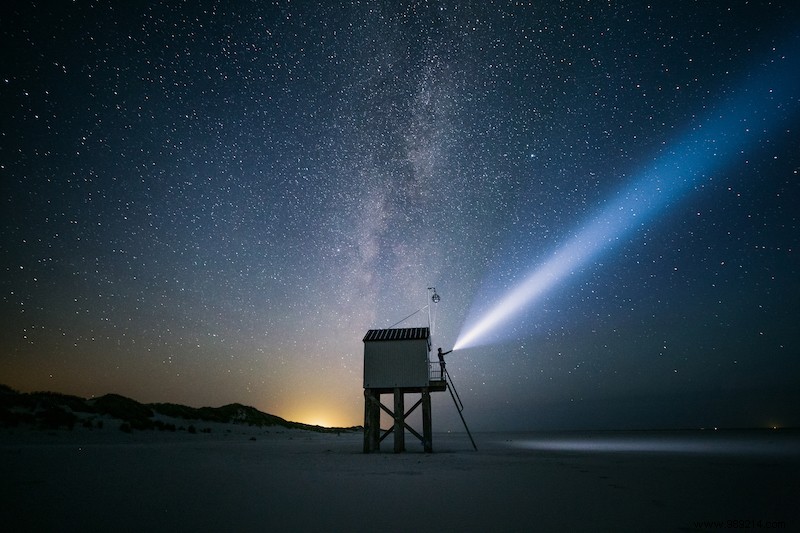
[{"xmin": 430, "ymin": 288, "xmax": 440, "ymax": 304}]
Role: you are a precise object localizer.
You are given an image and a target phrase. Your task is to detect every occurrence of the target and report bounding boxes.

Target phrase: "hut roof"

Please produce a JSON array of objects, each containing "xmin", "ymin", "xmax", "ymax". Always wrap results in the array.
[{"xmin": 362, "ymin": 327, "xmax": 430, "ymax": 342}]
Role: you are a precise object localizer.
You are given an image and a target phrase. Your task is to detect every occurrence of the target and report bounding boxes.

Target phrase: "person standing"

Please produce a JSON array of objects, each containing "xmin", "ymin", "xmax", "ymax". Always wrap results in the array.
[{"xmin": 437, "ymin": 347, "xmax": 452, "ymax": 380}]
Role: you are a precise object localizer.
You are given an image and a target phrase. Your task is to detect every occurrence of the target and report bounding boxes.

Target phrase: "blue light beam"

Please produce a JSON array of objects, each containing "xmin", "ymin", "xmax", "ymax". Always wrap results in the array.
[{"xmin": 454, "ymin": 38, "xmax": 800, "ymax": 351}]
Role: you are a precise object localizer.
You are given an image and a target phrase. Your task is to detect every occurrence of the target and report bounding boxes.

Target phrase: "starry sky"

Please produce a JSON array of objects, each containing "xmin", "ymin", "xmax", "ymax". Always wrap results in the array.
[{"xmin": 2, "ymin": 1, "xmax": 799, "ymax": 431}]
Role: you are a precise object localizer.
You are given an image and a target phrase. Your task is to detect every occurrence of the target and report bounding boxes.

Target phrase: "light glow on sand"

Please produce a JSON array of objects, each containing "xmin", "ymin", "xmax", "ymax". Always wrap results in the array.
[
  {"xmin": 454, "ymin": 39, "xmax": 800, "ymax": 351},
  {"xmin": 505, "ymin": 431, "xmax": 799, "ymax": 456}
]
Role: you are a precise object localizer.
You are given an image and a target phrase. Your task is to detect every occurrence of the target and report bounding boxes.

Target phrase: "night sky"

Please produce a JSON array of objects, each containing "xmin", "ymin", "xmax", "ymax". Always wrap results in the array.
[{"xmin": 2, "ymin": 1, "xmax": 799, "ymax": 431}]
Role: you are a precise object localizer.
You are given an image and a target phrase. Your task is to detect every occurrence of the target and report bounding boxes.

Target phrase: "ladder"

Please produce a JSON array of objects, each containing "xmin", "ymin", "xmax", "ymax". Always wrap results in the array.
[{"xmin": 444, "ymin": 368, "xmax": 478, "ymax": 451}]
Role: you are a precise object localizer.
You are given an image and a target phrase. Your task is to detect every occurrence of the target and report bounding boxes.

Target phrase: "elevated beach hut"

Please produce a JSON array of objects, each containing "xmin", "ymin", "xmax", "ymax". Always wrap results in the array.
[{"xmin": 362, "ymin": 327, "xmax": 446, "ymax": 453}]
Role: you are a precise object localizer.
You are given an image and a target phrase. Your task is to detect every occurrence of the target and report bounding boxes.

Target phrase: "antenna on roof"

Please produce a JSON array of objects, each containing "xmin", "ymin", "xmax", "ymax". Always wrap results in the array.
[{"xmin": 387, "ymin": 287, "xmax": 441, "ymax": 330}]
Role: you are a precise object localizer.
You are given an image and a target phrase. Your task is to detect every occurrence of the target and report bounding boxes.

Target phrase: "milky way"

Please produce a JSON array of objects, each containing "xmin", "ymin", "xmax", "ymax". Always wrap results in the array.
[{"xmin": 2, "ymin": 2, "xmax": 799, "ymax": 430}]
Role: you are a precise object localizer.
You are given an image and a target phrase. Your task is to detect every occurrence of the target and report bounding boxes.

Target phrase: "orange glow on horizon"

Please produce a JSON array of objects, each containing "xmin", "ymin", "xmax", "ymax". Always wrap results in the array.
[{"xmin": 285, "ymin": 406, "xmax": 357, "ymax": 429}]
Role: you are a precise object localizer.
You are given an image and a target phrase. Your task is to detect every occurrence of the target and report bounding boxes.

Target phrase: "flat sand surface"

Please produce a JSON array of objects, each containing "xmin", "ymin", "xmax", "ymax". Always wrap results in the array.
[{"xmin": 2, "ymin": 427, "xmax": 798, "ymax": 532}]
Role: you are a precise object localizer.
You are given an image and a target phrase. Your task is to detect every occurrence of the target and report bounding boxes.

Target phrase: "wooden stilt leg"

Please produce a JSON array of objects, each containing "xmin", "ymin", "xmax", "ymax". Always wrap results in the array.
[
  {"xmin": 364, "ymin": 389, "xmax": 373, "ymax": 453},
  {"xmin": 422, "ymin": 389, "xmax": 432, "ymax": 453},
  {"xmin": 393, "ymin": 388, "xmax": 405, "ymax": 453},
  {"xmin": 363, "ymin": 389, "xmax": 380, "ymax": 453}
]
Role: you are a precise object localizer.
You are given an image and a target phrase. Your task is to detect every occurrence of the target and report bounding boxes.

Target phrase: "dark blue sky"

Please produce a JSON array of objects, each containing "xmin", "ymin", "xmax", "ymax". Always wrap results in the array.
[{"xmin": 2, "ymin": 1, "xmax": 798, "ymax": 430}]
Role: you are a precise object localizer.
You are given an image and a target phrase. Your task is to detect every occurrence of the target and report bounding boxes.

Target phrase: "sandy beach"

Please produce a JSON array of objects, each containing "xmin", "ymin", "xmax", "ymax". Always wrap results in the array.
[{"xmin": 1, "ymin": 426, "xmax": 798, "ymax": 532}]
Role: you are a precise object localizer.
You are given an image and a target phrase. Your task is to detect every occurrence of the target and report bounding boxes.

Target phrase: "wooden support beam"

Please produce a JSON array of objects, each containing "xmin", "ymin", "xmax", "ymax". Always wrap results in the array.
[
  {"xmin": 403, "ymin": 397, "xmax": 423, "ymax": 419},
  {"xmin": 393, "ymin": 388, "xmax": 405, "ymax": 453},
  {"xmin": 378, "ymin": 401, "xmax": 395, "ymax": 418},
  {"xmin": 363, "ymin": 389, "xmax": 380, "ymax": 453},
  {"xmin": 363, "ymin": 390, "xmax": 370, "ymax": 453},
  {"xmin": 404, "ymin": 423, "xmax": 424, "ymax": 443},
  {"xmin": 365, "ymin": 386, "xmax": 442, "ymax": 453},
  {"xmin": 422, "ymin": 389, "xmax": 432, "ymax": 452},
  {"xmin": 400, "ymin": 396, "xmax": 424, "ymax": 445}
]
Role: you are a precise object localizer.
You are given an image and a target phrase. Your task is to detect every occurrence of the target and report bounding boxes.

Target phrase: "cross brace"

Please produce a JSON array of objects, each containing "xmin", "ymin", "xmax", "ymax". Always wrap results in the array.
[{"xmin": 363, "ymin": 388, "xmax": 432, "ymax": 453}]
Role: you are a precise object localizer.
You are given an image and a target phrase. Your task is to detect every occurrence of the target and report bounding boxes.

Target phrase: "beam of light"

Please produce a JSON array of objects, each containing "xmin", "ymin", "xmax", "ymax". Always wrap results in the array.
[{"xmin": 454, "ymin": 37, "xmax": 800, "ymax": 351}]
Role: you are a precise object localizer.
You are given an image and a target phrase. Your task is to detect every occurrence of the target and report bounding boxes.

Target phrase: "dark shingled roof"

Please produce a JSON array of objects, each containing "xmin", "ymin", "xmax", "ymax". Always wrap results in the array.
[{"xmin": 362, "ymin": 327, "xmax": 430, "ymax": 342}]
